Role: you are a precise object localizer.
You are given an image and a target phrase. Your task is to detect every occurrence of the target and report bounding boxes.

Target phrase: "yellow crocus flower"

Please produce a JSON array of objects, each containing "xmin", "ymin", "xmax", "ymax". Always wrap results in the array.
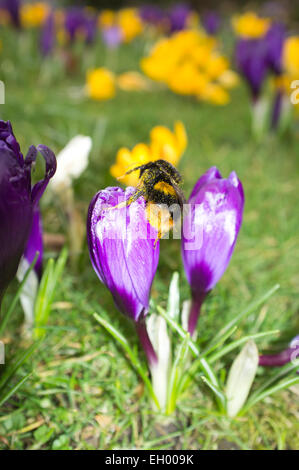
[
  {"xmin": 283, "ymin": 36, "xmax": 299, "ymax": 78},
  {"xmin": 232, "ymin": 12, "xmax": 271, "ymax": 38},
  {"xmin": 98, "ymin": 9, "xmax": 116, "ymax": 29},
  {"xmin": 20, "ymin": 2, "xmax": 50, "ymax": 28},
  {"xmin": 86, "ymin": 68, "xmax": 116, "ymax": 101},
  {"xmin": 117, "ymin": 8, "xmax": 143, "ymax": 43},
  {"xmin": 110, "ymin": 122, "xmax": 187, "ymax": 186}
]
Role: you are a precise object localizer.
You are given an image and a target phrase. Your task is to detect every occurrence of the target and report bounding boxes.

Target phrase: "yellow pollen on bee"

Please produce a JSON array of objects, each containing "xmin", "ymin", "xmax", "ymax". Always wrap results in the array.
[
  {"xmin": 145, "ymin": 202, "xmax": 173, "ymax": 242},
  {"xmin": 153, "ymin": 181, "xmax": 176, "ymax": 196}
]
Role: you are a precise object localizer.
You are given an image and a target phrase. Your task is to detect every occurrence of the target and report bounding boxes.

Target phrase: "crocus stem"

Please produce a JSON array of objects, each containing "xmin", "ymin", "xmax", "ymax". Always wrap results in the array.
[
  {"xmin": 259, "ymin": 351, "xmax": 294, "ymax": 367},
  {"xmin": 136, "ymin": 316, "xmax": 158, "ymax": 368},
  {"xmin": 188, "ymin": 292, "xmax": 206, "ymax": 337},
  {"xmin": 251, "ymin": 96, "xmax": 268, "ymax": 140},
  {"xmin": 259, "ymin": 336, "xmax": 299, "ymax": 367}
]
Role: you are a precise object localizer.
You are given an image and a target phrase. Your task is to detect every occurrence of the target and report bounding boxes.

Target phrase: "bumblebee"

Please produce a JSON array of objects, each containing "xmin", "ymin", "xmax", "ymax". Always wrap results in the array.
[{"xmin": 116, "ymin": 159, "xmax": 186, "ymax": 241}]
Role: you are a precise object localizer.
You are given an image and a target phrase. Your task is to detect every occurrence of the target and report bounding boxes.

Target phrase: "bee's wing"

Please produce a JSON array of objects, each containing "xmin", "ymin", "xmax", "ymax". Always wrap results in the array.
[{"xmin": 169, "ymin": 178, "xmax": 187, "ymax": 208}]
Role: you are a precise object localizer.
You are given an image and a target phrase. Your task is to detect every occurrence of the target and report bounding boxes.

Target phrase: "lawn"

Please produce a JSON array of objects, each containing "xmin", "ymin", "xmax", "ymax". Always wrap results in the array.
[{"xmin": 0, "ymin": 24, "xmax": 298, "ymax": 450}]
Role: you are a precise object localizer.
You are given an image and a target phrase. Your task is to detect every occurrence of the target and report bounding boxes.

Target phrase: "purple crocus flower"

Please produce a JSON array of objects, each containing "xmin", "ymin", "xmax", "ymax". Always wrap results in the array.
[
  {"xmin": 182, "ymin": 167, "xmax": 244, "ymax": 336},
  {"xmin": 202, "ymin": 11, "xmax": 220, "ymax": 36},
  {"xmin": 23, "ymin": 207, "xmax": 43, "ymax": 279},
  {"xmin": 87, "ymin": 186, "xmax": 160, "ymax": 365},
  {"xmin": 85, "ymin": 15, "xmax": 97, "ymax": 44},
  {"xmin": 101, "ymin": 25, "xmax": 123, "ymax": 49},
  {"xmin": 40, "ymin": 11, "xmax": 55, "ymax": 57},
  {"xmin": 139, "ymin": 4, "xmax": 165, "ymax": 25},
  {"xmin": 0, "ymin": 120, "xmax": 56, "ymax": 304},
  {"xmin": 64, "ymin": 8, "xmax": 84, "ymax": 42},
  {"xmin": 64, "ymin": 7, "xmax": 97, "ymax": 44},
  {"xmin": 259, "ymin": 335, "xmax": 299, "ymax": 367},
  {"xmin": 235, "ymin": 37, "xmax": 268, "ymax": 100},
  {"xmin": 168, "ymin": 3, "xmax": 191, "ymax": 32},
  {"xmin": 264, "ymin": 23, "xmax": 285, "ymax": 75},
  {"xmin": 3, "ymin": 0, "xmax": 20, "ymax": 28},
  {"xmin": 264, "ymin": 23, "xmax": 286, "ymax": 130}
]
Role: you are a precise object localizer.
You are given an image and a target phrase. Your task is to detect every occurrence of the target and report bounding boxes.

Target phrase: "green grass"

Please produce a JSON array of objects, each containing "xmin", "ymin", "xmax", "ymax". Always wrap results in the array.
[{"xmin": 0, "ymin": 26, "xmax": 299, "ymax": 450}]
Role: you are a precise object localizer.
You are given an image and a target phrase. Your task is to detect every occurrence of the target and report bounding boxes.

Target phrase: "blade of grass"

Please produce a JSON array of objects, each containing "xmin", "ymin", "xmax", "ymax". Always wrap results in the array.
[
  {"xmin": 240, "ymin": 376, "xmax": 299, "ymax": 415},
  {"xmin": 200, "ymin": 376, "xmax": 226, "ymax": 412},
  {"xmin": 0, "ymin": 372, "xmax": 32, "ymax": 407},
  {"xmin": 0, "ymin": 253, "xmax": 38, "ymax": 336},
  {"xmin": 202, "ymin": 326, "xmax": 238, "ymax": 356},
  {"xmin": 93, "ymin": 312, "xmax": 160, "ymax": 409},
  {"xmin": 208, "ymin": 330, "xmax": 280, "ymax": 363},
  {"xmin": 157, "ymin": 306, "xmax": 199, "ymax": 356},
  {"xmin": 0, "ymin": 339, "xmax": 42, "ymax": 389},
  {"xmin": 208, "ymin": 284, "xmax": 280, "ymax": 350},
  {"xmin": 166, "ymin": 333, "xmax": 189, "ymax": 415},
  {"xmin": 249, "ymin": 358, "xmax": 299, "ymax": 402},
  {"xmin": 34, "ymin": 247, "xmax": 67, "ymax": 338},
  {"xmin": 158, "ymin": 306, "xmax": 224, "ymax": 403}
]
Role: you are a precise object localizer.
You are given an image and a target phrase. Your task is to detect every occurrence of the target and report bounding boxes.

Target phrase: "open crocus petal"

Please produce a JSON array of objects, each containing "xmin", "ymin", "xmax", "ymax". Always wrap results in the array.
[
  {"xmin": 50, "ymin": 135, "xmax": 92, "ymax": 192},
  {"xmin": 87, "ymin": 186, "xmax": 160, "ymax": 322},
  {"xmin": 259, "ymin": 335, "xmax": 299, "ymax": 367},
  {"xmin": 182, "ymin": 168, "xmax": 244, "ymax": 335},
  {"xmin": 0, "ymin": 120, "xmax": 56, "ymax": 303}
]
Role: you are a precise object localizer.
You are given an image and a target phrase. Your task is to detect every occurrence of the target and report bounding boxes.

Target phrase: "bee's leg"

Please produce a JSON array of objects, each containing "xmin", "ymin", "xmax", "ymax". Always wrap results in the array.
[
  {"xmin": 108, "ymin": 187, "xmax": 146, "ymax": 211},
  {"xmin": 153, "ymin": 230, "xmax": 161, "ymax": 248}
]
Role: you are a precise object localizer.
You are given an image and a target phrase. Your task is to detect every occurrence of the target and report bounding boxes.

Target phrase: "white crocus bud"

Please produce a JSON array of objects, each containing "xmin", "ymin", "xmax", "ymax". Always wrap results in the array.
[
  {"xmin": 226, "ymin": 340, "xmax": 259, "ymax": 418},
  {"xmin": 16, "ymin": 258, "xmax": 39, "ymax": 331},
  {"xmin": 50, "ymin": 135, "xmax": 92, "ymax": 192},
  {"xmin": 146, "ymin": 314, "xmax": 171, "ymax": 411}
]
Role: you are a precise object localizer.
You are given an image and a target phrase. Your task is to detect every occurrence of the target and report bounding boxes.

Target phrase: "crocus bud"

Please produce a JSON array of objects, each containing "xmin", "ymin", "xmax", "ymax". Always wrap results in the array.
[
  {"xmin": 168, "ymin": 4, "xmax": 191, "ymax": 33},
  {"xmin": 50, "ymin": 135, "xmax": 92, "ymax": 193},
  {"xmin": 0, "ymin": 120, "xmax": 56, "ymax": 305},
  {"xmin": 202, "ymin": 11, "xmax": 221, "ymax": 36},
  {"xmin": 64, "ymin": 7, "xmax": 97, "ymax": 44},
  {"xmin": 235, "ymin": 37, "xmax": 268, "ymax": 101},
  {"xmin": 40, "ymin": 11, "xmax": 55, "ymax": 56},
  {"xmin": 226, "ymin": 340, "xmax": 259, "ymax": 417},
  {"xmin": 182, "ymin": 167, "xmax": 244, "ymax": 335},
  {"xmin": 87, "ymin": 186, "xmax": 160, "ymax": 364},
  {"xmin": 146, "ymin": 314, "xmax": 171, "ymax": 410},
  {"xmin": 4, "ymin": 0, "xmax": 21, "ymax": 28}
]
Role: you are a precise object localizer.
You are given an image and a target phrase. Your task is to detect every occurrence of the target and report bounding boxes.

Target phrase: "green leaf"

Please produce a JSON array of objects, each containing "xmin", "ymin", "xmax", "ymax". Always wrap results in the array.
[
  {"xmin": 208, "ymin": 330, "xmax": 280, "ymax": 364},
  {"xmin": 200, "ymin": 376, "xmax": 226, "ymax": 412},
  {"xmin": 0, "ymin": 372, "xmax": 32, "ymax": 407},
  {"xmin": 249, "ymin": 358, "xmax": 299, "ymax": 403},
  {"xmin": 0, "ymin": 339, "xmax": 42, "ymax": 390},
  {"xmin": 208, "ymin": 284, "xmax": 280, "ymax": 350},
  {"xmin": 0, "ymin": 253, "xmax": 39, "ymax": 336},
  {"xmin": 158, "ymin": 306, "xmax": 225, "ymax": 409},
  {"xmin": 166, "ymin": 332, "xmax": 189, "ymax": 415},
  {"xmin": 93, "ymin": 312, "xmax": 160, "ymax": 409},
  {"xmin": 240, "ymin": 376, "xmax": 299, "ymax": 415},
  {"xmin": 34, "ymin": 247, "xmax": 68, "ymax": 338}
]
